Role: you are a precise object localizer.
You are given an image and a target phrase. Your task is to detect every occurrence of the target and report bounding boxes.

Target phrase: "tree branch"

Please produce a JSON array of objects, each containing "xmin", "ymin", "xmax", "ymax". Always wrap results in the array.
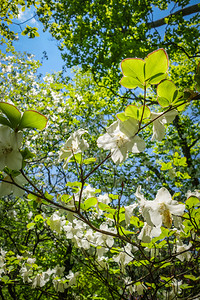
[{"xmin": 147, "ymin": 4, "xmax": 200, "ymax": 29}]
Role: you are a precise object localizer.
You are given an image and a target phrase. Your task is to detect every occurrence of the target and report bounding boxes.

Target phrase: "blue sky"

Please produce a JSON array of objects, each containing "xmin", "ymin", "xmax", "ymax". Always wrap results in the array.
[{"xmin": 5, "ymin": 0, "xmax": 200, "ymax": 77}]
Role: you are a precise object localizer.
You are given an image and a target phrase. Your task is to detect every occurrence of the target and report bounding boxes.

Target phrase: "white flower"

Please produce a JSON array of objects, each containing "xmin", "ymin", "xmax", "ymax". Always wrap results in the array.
[
  {"xmin": 20, "ymin": 266, "xmax": 32, "ymax": 283},
  {"xmin": 0, "ymin": 174, "xmax": 27, "ymax": 197},
  {"xmin": 66, "ymin": 270, "xmax": 79, "ymax": 286},
  {"xmin": 32, "ymin": 273, "xmax": 46, "ymax": 288},
  {"xmin": 138, "ymin": 222, "xmax": 161, "ymax": 243},
  {"xmin": 53, "ymin": 277, "xmax": 68, "ymax": 292},
  {"xmin": 95, "ymin": 223, "xmax": 116, "ymax": 248},
  {"xmin": 97, "ymin": 193, "xmax": 111, "ymax": 205},
  {"xmin": 113, "ymin": 244, "xmax": 133, "ymax": 272},
  {"xmin": 185, "ymin": 190, "xmax": 200, "ymax": 199},
  {"xmin": 97, "ymin": 118, "xmax": 145, "ymax": 164},
  {"xmin": 136, "ymin": 186, "xmax": 185, "ymax": 228},
  {"xmin": 175, "ymin": 243, "xmax": 192, "ymax": 261},
  {"xmin": 124, "ymin": 203, "xmax": 137, "ymax": 225},
  {"xmin": 151, "ymin": 110, "xmax": 178, "ymax": 141},
  {"xmin": 59, "ymin": 129, "xmax": 89, "ymax": 168},
  {"xmin": 133, "ymin": 283, "xmax": 146, "ymax": 295},
  {"xmin": 48, "ymin": 212, "xmax": 65, "ymax": 234},
  {"xmin": 0, "ymin": 126, "xmax": 23, "ymax": 170}
]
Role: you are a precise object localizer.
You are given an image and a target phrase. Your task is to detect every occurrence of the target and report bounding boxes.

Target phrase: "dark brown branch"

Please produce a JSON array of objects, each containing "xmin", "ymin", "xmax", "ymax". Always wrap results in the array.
[{"xmin": 147, "ymin": 4, "xmax": 200, "ymax": 29}]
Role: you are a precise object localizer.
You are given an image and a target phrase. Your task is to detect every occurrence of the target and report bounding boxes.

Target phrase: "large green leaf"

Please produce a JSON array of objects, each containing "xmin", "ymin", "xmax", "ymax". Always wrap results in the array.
[
  {"xmin": 0, "ymin": 102, "xmax": 21, "ymax": 128},
  {"xmin": 121, "ymin": 58, "xmax": 145, "ymax": 81},
  {"xmin": 120, "ymin": 49, "xmax": 168, "ymax": 89},
  {"xmin": 18, "ymin": 110, "xmax": 47, "ymax": 130},
  {"xmin": 145, "ymin": 49, "xmax": 168, "ymax": 83}
]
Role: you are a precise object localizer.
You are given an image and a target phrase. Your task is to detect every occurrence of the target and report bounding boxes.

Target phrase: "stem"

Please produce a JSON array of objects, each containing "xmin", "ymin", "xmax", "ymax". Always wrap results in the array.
[{"xmin": 139, "ymin": 84, "xmax": 146, "ymax": 128}]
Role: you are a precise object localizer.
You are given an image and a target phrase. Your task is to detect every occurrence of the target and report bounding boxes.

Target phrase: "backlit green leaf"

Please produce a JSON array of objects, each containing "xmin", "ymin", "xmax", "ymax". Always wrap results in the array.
[
  {"xmin": 18, "ymin": 110, "xmax": 47, "ymax": 130},
  {"xmin": 0, "ymin": 102, "xmax": 21, "ymax": 128}
]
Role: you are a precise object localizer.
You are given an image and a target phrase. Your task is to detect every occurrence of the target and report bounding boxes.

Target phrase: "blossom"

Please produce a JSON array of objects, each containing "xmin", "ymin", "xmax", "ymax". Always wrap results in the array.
[
  {"xmin": 53, "ymin": 277, "xmax": 68, "ymax": 292},
  {"xmin": 0, "ymin": 126, "xmax": 23, "ymax": 170},
  {"xmin": 0, "ymin": 174, "xmax": 27, "ymax": 197},
  {"xmin": 66, "ymin": 270, "xmax": 79, "ymax": 286},
  {"xmin": 124, "ymin": 203, "xmax": 137, "ymax": 225},
  {"xmin": 175, "ymin": 243, "xmax": 192, "ymax": 261},
  {"xmin": 136, "ymin": 186, "xmax": 185, "ymax": 229},
  {"xmin": 150, "ymin": 110, "xmax": 178, "ymax": 141},
  {"xmin": 95, "ymin": 223, "xmax": 116, "ymax": 248},
  {"xmin": 48, "ymin": 212, "xmax": 66, "ymax": 234},
  {"xmin": 113, "ymin": 244, "xmax": 133, "ymax": 272},
  {"xmin": 138, "ymin": 222, "xmax": 161, "ymax": 243},
  {"xmin": 59, "ymin": 129, "xmax": 89, "ymax": 168},
  {"xmin": 97, "ymin": 118, "xmax": 145, "ymax": 164}
]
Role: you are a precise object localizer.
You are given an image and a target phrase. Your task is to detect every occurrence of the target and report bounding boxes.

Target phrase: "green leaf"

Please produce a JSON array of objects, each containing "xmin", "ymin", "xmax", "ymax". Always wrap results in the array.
[
  {"xmin": 34, "ymin": 214, "xmax": 44, "ymax": 222},
  {"xmin": 160, "ymin": 162, "xmax": 173, "ymax": 170},
  {"xmin": 98, "ymin": 202, "xmax": 116, "ymax": 214},
  {"xmin": 184, "ymin": 274, "xmax": 199, "ymax": 281},
  {"xmin": 121, "ymin": 58, "xmax": 145, "ymax": 84},
  {"xmin": 83, "ymin": 157, "xmax": 96, "ymax": 164},
  {"xmin": 186, "ymin": 196, "xmax": 200, "ymax": 209},
  {"xmin": 60, "ymin": 194, "xmax": 73, "ymax": 204},
  {"xmin": 145, "ymin": 49, "xmax": 168, "ymax": 83},
  {"xmin": 69, "ymin": 153, "xmax": 82, "ymax": 164},
  {"xmin": 180, "ymin": 284, "xmax": 193, "ymax": 289},
  {"xmin": 120, "ymin": 76, "xmax": 143, "ymax": 89},
  {"xmin": 66, "ymin": 181, "xmax": 82, "ymax": 188},
  {"xmin": 116, "ymin": 112, "xmax": 130, "ymax": 122},
  {"xmin": 157, "ymin": 97, "xmax": 170, "ymax": 107},
  {"xmin": 157, "ymin": 80, "xmax": 177, "ymax": 104},
  {"xmin": 18, "ymin": 110, "xmax": 47, "ymax": 130},
  {"xmin": 27, "ymin": 222, "xmax": 35, "ymax": 230},
  {"xmin": 0, "ymin": 102, "xmax": 21, "ymax": 128},
  {"xmin": 44, "ymin": 191, "xmax": 54, "ymax": 200},
  {"xmin": 125, "ymin": 105, "xmax": 150, "ymax": 120},
  {"xmin": 83, "ymin": 197, "xmax": 97, "ymax": 210},
  {"xmin": 21, "ymin": 148, "xmax": 35, "ymax": 160},
  {"xmin": 0, "ymin": 115, "xmax": 12, "ymax": 127}
]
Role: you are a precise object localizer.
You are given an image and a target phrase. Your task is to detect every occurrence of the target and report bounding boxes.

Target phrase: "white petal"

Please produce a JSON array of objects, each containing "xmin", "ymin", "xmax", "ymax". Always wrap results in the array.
[
  {"xmin": 167, "ymin": 203, "xmax": 185, "ymax": 216},
  {"xmin": 162, "ymin": 110, "xmax": 178, "ymax": 124},
  {"xmin": 6, "ymin": 151, "xmax": 22, "ymax": 170},
  {"xmin": 119, "ymin": 117, "xmax": 138, "ymax": 137},
  {"xmin": 151, "ymin": 119, "xmax": 165, "ymax": 141},
  {"xmin": 129, "ymin": 136, "xmax": 146, "ymax": 153},
  {"xmin": 155, "ymin": 187, "xmax": 172, "ymax": 205},
  {"xmin": 150, "ymin": 208, "xmax": 163, "ymax": 227}
]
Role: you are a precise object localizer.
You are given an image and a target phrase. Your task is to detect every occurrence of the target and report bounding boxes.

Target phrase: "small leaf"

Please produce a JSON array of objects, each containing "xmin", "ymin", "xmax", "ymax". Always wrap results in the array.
[
  {"xmin": 18, "ymin": 110, "xmax": 47, "ymax": 130},
  {"xmin": 83, "ymin": 197, "xmax": 97, "ymax": 210},
  {"xmin": 83, "ymin": 157, "xmax": 96, "ymax": 164},
  {"xmin": 60, "ymin": 194, "xmax": 73, "ymax": 204},
  {"xmin": 0, "ymin": 102, "xmax": 21, "ymax": 128},
  {"xmin": 27, "ymin": 222, "xmax": 35, "ymax": 230},
  {"xmin": 98, "ymin": 202, "xmax": 116, "ymax": 214},
  {"xmin": 116, "ymin": 112, "xmax": 129, "ymax": 122},
  {"xmin": 157, "ymin": 97, "xmax": 170, "ymax": 107},
  {"xmin": 157, "ymin": 80, "xmax": 177, "ymax": 103},
  {"xmin": 186, "ymin": 196, "xmax": 200, "ymax": 209},
  {"xmin": 184, "ymin": 274, "xmax": 199, "ymax": 281},
  {"xmin": 21, "ymin": 147, "xmax": 35, "ymax": 160}
]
